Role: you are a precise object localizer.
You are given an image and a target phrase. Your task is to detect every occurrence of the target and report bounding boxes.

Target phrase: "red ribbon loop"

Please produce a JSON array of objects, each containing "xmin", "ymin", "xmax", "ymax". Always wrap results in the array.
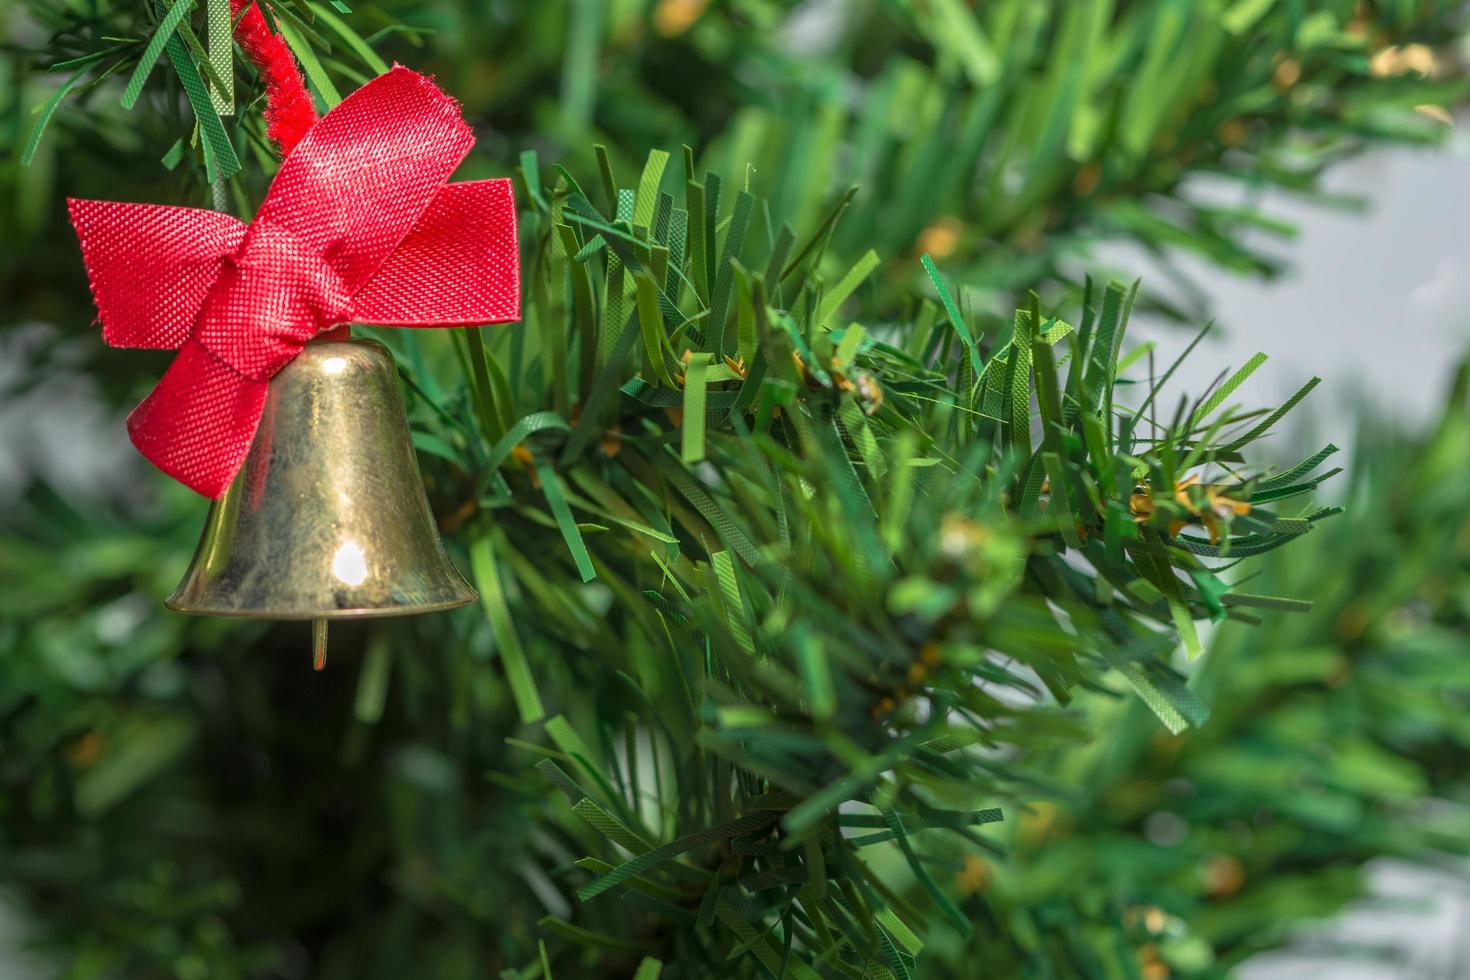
[{"xmin": 68, "ymin": 67, "xmax": 520, "ymax": 498}]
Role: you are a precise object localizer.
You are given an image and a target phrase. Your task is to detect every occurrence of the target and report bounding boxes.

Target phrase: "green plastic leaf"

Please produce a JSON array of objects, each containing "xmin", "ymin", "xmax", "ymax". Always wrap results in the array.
[
  {"xmin": 470, "ymin": 537, "xmax": 545, "ymax": 723},
  {"xmin": 681, "ymin": 353, "xmax": 712, "ymax": 464},
  {"xmin": 21, "ymin": 68, "xmax": 87, "ymax": 166},
  {"xmin": 121, "ymin": 0, "xmax": 196, "ymax": 110}
]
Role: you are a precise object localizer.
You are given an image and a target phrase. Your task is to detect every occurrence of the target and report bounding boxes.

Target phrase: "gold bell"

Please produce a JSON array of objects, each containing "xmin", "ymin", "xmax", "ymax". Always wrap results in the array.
[{"xmin": 167, "ymin": 337, "xmax": 476, "ymax": 668}]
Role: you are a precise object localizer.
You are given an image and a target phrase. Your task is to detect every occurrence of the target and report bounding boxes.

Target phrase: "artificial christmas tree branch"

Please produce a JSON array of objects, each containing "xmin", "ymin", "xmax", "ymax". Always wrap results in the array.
[
  {"xmin": 390, "ymin": 147, "xmax": 1330, "ymax": 975},
  {"xmin": 922, "ymin": 362, "xmax": 1470, "ymax": 978},
  {"xmin": 1, "ymin": 2, "xmax": 1465, "ymax": 978}
]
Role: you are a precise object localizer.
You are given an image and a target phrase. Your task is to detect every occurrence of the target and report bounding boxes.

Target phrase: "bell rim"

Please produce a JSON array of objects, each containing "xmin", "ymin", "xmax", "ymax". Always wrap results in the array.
[{"xmin": 163, "ymin": 591, "xmax": 478, "ymax": 620}]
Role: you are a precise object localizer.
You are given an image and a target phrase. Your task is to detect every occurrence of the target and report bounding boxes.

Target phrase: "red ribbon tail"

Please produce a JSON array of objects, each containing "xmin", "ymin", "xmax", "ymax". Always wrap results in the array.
[{"xmin": 128, "ymin": 339, "xmax": 269, "ymax": 499}]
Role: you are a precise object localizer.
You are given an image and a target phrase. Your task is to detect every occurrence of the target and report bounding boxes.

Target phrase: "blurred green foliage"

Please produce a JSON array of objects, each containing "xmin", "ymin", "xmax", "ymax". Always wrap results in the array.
[
  {"xmin": 6, "ymin": 0, "xmax": 1466, "ymax": 330},
  {"xmin": 1, "ymin": 1, "xmax": 1467, "ymax": 978}
]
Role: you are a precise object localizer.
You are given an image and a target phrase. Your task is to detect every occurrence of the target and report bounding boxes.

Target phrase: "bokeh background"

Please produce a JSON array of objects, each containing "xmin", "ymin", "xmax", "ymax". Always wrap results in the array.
[{"xmin": 3, "ymin": 1, "xmax": 1469, "ymax": 978}]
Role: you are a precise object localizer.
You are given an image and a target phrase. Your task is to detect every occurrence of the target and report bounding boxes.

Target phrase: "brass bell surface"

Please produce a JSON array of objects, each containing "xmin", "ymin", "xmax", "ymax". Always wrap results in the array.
[{"xmin": 167, "ymin": 337, "xmax": 477, "ymax": 620}]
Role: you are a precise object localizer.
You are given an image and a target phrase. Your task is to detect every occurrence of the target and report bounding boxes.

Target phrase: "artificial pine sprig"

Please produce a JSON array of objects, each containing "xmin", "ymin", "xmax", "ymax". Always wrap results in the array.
[
  {"xmin": 924, "ymin": 364, "xmax": 1470, "ymax": 979},
  {"xmin": 357, "ymin": 147, "xmax": 1335, "ymax": 977}
]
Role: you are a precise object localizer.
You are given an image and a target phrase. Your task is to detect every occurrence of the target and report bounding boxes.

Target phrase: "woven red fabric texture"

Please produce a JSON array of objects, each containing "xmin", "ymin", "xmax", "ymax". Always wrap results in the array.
[{"xmin": 69, "ymin": 67, "xmax": 521, "ymax": 499}]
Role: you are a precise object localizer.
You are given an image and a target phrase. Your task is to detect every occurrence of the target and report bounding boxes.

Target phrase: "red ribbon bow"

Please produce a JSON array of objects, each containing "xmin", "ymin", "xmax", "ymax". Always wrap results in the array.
[{"xmin": 69, "ymin": 67, "xmax": 520, "ymax": 498}]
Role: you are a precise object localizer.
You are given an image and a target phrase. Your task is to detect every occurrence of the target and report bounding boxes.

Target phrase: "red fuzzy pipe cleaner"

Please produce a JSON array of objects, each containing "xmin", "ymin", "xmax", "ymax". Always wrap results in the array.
[{"xmin": 229, "ymin": 0, "xmax": 317, "ymax": 155}]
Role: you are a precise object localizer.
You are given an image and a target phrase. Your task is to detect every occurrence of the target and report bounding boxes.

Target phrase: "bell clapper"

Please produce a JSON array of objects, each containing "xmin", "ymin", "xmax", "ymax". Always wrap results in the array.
[{"xmin": 312, "ymin": 619, "xmax": 328, "ymax": 671}]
